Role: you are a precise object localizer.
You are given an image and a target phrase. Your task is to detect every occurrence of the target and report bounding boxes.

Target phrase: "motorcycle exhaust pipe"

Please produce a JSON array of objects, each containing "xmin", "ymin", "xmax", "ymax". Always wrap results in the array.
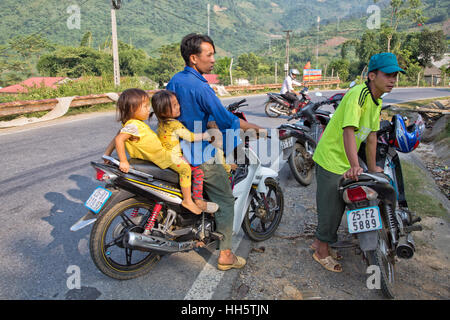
[
  {"xmin": 269, "ymin": 106, "xmax": 285, "ymax": 115},
  {"xmin": 127, "ymin": 231, "xmax": 195, "ymax": 253},
  {"xmin": 396, "ymin": 233, "xmax": 415, "ymax": 259}
]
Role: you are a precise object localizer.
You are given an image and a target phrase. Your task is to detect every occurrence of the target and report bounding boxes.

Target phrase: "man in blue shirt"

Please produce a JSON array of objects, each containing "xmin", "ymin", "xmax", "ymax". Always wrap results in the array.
[{"xmin": 167, "ymin": 33, "xmax": 263, "ymax": 270}]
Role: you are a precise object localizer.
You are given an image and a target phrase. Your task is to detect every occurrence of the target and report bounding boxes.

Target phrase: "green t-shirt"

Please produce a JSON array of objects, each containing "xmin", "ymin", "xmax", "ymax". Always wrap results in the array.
[{"xmin": 312, "ymin": 82, "xmax": 382, "ymax": 175}]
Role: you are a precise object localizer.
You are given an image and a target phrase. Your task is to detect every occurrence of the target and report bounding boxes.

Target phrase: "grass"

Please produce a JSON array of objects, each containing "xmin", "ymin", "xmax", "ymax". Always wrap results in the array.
[
  {"xmin": 392, "ymin": 96, "xmax": 450, "ymax": 110},
  {"xmin": 402, "ymin": 160, "xmax": 449, "ymax": 221}
]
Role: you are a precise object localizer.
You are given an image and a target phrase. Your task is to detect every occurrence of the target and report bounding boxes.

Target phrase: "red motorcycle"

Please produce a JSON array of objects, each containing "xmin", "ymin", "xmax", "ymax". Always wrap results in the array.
[{"xmin": 264, "ymin": 87, "xmax": 312, "ymax": 118}]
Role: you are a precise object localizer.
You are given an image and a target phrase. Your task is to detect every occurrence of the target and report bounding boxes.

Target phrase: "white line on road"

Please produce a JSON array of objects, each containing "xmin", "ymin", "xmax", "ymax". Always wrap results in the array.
[{"xmin": 183, "ymin": 230, "xmax": 245, "ymax": 300}]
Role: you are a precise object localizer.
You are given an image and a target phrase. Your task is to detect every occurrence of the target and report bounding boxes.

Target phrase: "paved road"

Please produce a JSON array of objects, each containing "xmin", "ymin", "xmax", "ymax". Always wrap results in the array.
[{"xmin": 0, "ymin": 87, "xmax": 448, "ymax": 300}]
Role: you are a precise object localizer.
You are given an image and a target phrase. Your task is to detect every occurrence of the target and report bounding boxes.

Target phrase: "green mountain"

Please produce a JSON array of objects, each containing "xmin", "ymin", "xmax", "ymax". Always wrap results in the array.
[{"xmin": 1, "ymin": 0, "xmax": 388, "ymax": 56}]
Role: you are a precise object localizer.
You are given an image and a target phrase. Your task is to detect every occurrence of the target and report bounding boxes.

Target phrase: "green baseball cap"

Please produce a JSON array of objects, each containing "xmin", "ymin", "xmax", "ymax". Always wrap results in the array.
[{"xmin": 368, "ymin": 52, "xmax": 405, "ymax": 74}]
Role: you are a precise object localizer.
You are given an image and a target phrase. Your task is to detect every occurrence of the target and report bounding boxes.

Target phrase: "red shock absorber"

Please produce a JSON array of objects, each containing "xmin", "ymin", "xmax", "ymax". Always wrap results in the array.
[
  {"xmin": 144, "ymin": 203, "xmax": 163, "ymax": 234},
  {"xmin": 130, "ymin": 207, "xmax": 140, "ymax": 218}
]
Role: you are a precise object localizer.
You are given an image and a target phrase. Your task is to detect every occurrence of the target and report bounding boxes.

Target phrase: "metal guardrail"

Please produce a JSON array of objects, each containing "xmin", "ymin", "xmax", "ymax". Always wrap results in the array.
[{"xmin": 0, "ymin": 79, "xmax": 340, "ymax": 117}]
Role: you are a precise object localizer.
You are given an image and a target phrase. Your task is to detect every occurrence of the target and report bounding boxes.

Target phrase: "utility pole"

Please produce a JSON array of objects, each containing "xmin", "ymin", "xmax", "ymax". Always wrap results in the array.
[
  {"xmin": 316, "ymin": 16, "xmax": 320, "ymax": 69},
  {"xmin": 283, "ymin": 30, "xmax": 292, "ymax": 78},
  {"xmin": 275, "ymin": 62, "xmax": 278, "ymax": 83},
  {"xmin": 229, "ymin": 58, "xmax": 233, "ymax": 85},
  {"xmin": 111, "ymin": 0, "xmax": 122, "ymax": 87},
  {"xmin": 207, "ymin": 3, "xmax": 211, "ymax": 36}
]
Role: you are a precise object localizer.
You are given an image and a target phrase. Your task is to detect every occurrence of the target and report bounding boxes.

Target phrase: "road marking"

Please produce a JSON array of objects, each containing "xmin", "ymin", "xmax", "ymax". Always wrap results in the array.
[{"xmin": 184, "ymin": 230, "xmax": 245, "ymax": 300}]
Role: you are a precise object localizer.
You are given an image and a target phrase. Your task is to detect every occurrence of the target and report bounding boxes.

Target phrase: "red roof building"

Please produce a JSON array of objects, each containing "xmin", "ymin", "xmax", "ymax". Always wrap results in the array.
[
  {"xmin": 0, "ymin": 77, "xmax": 68, "ymax": 94},
  {"xmin": 203, "ymin": 74, "xmax": 220, "ymax": 85}
]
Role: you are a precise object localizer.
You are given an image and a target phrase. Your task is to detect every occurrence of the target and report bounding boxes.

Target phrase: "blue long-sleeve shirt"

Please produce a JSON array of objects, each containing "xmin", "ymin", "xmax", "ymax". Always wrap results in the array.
[{"xmin": 166, "ymin": 66, "xmax": 241, "ymax": 166}]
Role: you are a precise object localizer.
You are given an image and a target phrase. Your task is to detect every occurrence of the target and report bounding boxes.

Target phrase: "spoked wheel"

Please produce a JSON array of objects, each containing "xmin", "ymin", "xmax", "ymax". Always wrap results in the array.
[
  {"xmin": 366, "ymin": 227, "xmax": 396, "ymax": 299},
  {"xmin": 89, "ymin": 198, "xmax": 161, "ymax": 280},
  {"xmin": 288, "ymin": 142, "xmax": 314, "ymax": 186},
  {"xmin": 242, "ymin": 178, "xmax": 284, "ymax": 241},
  {"xmin": 264, "ymin": 101, "xmax": 282, "ymax": 118}
]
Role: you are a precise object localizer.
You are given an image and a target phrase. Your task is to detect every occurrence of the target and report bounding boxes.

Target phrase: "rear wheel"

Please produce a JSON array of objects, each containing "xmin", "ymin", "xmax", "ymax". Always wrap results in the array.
[
  {"xmin": 89, "ymin": 198, "xmax": 161, "ymax": 280},
  {"xmin": 242, "ymin": 178, "xmax": 284, "ymax": 241},
  {"xmin": 288, "ymin": 142, "xmax": 314, "ymax": 186},
  {"xmin": 366, "ymin": 227, "xmax": 396, "ymax": 299},
  {"xmin": 264, "ymin": 101, "xmax": 282, "ymax": 118}
]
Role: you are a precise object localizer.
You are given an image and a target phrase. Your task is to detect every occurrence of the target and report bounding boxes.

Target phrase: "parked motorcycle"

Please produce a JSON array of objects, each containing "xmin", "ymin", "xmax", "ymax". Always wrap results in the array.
[
  {"xmin": 70, "ymin": 99, "xmax": 285, "ymax": 280},
  {"xmin": 339, "ymin": 112, "xmax": 424, "ymax": 299},
  {"xmin": 264, "ymin": 87, "xmax": 312, "ymax": 118},
  {"xmin": 277, "ymin": 94, "xmax": 343, "ymax": 186}
]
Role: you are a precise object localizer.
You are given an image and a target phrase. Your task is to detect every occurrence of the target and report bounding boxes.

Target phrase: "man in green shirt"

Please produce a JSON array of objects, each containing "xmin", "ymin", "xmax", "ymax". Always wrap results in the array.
[{"xmin": 310, "ymin": 53, "xmax": 405, "ymax": 272}]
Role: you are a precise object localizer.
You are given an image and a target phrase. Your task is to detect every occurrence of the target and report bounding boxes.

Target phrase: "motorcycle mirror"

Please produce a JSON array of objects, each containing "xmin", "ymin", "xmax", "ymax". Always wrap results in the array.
[
  {"xmin": 349, "ymin": 81, "xmax": 356, "ymax": 88},
  {"xmin": 381, "ymin": 93, "xmax": 389, "ymax": 99}
]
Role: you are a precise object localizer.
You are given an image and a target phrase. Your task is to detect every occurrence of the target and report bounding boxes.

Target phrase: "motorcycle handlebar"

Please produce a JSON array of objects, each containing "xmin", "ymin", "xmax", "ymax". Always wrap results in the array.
[{"xmin": 227, "ymin": 99, "xmax": 247, "ymax": 111}]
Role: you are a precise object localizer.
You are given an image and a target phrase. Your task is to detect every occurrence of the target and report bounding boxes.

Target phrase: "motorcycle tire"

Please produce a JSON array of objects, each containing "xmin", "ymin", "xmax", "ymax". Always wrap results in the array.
[
  {"xmin": 242, "ymin": 178, "xmax": 284, "ymax": 241},
  {"xmin": 288, "ymin": 142, "xmax": 314, "ymax": 186},
  {"xmin": 89, "ymin": 198, "xmax": 161, "ymax": 280},
  {"xmin": 264, "ymin": 101, "xmax": 282, "ymax": 118},
  {"xmin": 366, "ymin": 227, "xmax": 396, "ymax": 299}
]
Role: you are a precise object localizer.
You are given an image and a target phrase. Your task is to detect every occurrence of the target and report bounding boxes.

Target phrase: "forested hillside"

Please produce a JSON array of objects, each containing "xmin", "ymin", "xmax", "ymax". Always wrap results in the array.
[
  {"xmin": 0, "ymin": 0, "xmax": 378, "ymax": 56},
  {"xmin": 0, "ymin": 0, "xmax": 447, "ymax": 90}
]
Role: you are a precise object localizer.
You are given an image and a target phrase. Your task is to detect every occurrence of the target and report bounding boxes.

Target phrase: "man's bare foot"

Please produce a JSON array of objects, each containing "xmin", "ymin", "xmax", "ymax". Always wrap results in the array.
[
  {"xmin": 181, "ymin": 200, "xmax": 202, "ymax": 215},
  {"xmin": 311, "ymin": 239, "xmax": 343, "ymax": 260},
  {"xmin": 217, "ymin": 249, "xmax": 246, "ymax": 270},
  {"xmin": 218, "ymin": 249, "xmax": 237, "ymax": 265}
]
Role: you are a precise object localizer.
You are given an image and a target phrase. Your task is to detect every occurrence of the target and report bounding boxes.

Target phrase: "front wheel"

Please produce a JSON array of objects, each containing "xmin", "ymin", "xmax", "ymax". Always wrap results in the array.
[
  {"xmin": 366, "ymin": 228, "xmax": 396, "ymax": 299},
  {"xmin": 242, "ymin": 178, "xmax": 284, "ymax": 241},
  {"xmin": 264, "ymin": 101, "xmax": 282, "ymax": 118},
  {"xmin": 89, "ymin": 198, "xmax": 161, "ymax": 280},
  {"xmin": 288, "ymin": 142, "xmax": 314, "ymax": 186}
]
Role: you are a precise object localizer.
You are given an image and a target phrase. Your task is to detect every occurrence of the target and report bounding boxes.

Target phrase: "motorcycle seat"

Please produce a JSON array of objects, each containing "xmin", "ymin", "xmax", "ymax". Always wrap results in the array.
[{"xmin": 129, "ymin": 158, "xmax": 179, "ymax": 184}]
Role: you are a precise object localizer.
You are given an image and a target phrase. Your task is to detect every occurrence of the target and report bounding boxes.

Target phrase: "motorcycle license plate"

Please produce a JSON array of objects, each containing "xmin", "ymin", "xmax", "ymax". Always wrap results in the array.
[
  {"xmin": 281, "ymin": 137, "xmax": 294, "ymax": 149},
  {"xmin": 346, "ymin": 206, "xmax": 382, "ymax": 234},
  {"xmin": 84, "ymin": 187, "xmax": 112, "ymax": 214}
]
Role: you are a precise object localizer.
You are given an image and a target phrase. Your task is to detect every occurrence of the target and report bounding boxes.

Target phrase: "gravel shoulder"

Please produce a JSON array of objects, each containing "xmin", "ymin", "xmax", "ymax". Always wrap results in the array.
[{"xmin": 229, "ymin": 143, "xmax": 450, "ymax": 300}]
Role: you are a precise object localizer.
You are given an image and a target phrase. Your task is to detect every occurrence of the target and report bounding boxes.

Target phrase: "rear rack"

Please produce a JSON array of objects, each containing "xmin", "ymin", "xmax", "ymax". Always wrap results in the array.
[{"xmin": 102, "ymin": 155, "xmax": 154, "ymax": 181}]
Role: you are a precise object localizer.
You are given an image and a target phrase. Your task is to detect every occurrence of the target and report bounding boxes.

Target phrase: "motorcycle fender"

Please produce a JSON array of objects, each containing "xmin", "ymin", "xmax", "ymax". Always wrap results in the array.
[
  {"xmin": 357, "ymin": 230, "xmax": 379, "ymax": 252},
  {"xmin": 283, "ymin": 145, "xmax": 294, "ymax": 160},
  {"xmin": 255, "ymin": 167, "xmax": 278, "ymax": 193},
  {"xmin": 70, "ymin": 211, "xmax": 98, "ymax": 232},
  {"xmin": 70, "ymin": 188, "xmax": 134, "ymax": 232}
]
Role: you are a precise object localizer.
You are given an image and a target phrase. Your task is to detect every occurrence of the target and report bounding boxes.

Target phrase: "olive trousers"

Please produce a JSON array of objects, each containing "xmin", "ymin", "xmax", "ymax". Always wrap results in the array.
[
  {"xmin": 315, "ymin": 164, "xmax": 346, "ymax": 244},
  {"xmin": 199, "ymin": 162, "xmax": 235, "ymax": 251}
]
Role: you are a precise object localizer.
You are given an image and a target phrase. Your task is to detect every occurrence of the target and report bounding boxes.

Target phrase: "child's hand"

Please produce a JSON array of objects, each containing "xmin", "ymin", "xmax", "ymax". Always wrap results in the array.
[
  {"xmin": 119, "ymin": 160, "xmax": 130, "ymax": 173},
  {"xmin": 203, "ymin": 131, "xmax": 211, "ymax": 141}
]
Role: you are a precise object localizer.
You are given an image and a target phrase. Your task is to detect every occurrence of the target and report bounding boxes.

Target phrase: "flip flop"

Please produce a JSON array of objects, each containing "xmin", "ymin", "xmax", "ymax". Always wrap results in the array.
[
  {"xmin": 217, "ymin": 256, "xmax": 246, "ymax": 271},
  {"xmin": 313, "ymin": 253, "xmax": 343, "ymax": 273},
  {"xmin": 310, "ymin": 245, "xmax": 343, "ymax": 261}
]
